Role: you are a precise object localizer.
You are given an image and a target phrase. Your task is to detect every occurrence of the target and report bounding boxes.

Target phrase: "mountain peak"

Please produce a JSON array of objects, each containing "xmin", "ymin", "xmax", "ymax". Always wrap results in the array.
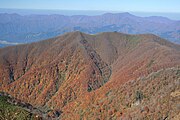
[{"xmin": 103, "ymin": 12, "xmax": 134, "ymax": 17}]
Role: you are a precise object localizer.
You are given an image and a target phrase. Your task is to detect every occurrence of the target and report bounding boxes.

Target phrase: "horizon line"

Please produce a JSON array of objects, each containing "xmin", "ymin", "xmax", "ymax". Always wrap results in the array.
[{"xmin": 0, "ymin": 8, "xmax": 180, "ymax": 14}]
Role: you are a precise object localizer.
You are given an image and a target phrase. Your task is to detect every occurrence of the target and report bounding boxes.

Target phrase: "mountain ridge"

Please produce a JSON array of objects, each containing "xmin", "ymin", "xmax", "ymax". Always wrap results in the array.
[
  {"xmin": 0, "ymin": 12, "xmax": 179, "ymax": 47},
  {"xmin": 0, "ymin": 31, "xmax": 179, "ymax": 119}
]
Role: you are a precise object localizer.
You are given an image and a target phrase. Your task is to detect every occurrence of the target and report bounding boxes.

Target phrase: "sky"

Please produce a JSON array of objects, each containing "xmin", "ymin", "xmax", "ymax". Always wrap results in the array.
[{"xmin": 0, "ymin": 0, "xmax": 180, "ymax": 13}]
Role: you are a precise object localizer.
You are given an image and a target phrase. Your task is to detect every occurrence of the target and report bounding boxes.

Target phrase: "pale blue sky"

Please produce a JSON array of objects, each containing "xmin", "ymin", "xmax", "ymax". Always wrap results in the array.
[{"xmin": 0, "ymin": 0, "xmax": 180, "ymax": 13}]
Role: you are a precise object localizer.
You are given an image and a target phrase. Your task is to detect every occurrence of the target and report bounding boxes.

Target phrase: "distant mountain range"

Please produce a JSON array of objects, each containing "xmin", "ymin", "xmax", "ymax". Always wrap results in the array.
[{"xmin": 0, "ymin": 12, "xmax": 179, "ymax": 47}]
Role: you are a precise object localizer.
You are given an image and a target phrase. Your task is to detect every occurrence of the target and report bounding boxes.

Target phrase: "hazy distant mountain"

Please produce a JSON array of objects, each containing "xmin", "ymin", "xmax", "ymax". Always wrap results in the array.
[
  {"xmin": 0, "ymin": 12, "xmax": 179, "ymax": 46},
  {"xmin": 0, "ymin": 32, "xmax": 179, "ymax": 119}
]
